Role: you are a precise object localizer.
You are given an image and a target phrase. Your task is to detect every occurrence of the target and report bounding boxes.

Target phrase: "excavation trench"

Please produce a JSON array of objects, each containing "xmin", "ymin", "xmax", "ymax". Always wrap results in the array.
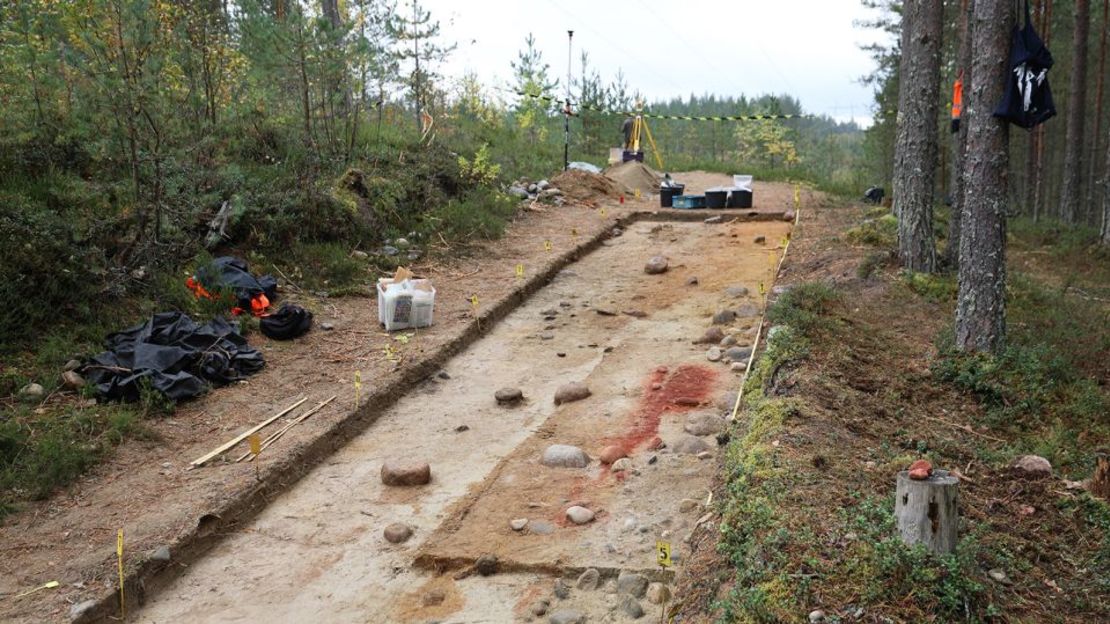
[{"xmin": 133, "ymin": 217, "xmax": 791, "ymax": 623}]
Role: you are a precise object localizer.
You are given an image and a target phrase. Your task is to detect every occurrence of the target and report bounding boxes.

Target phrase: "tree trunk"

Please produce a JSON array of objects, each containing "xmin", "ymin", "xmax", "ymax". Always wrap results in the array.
[
  {"xmin": 1059, "ymin": 0, "xmax": 1090, "ymax": 224},
  {"xmin": 1087, "ymin": 0, "xmax": 1109, "ymax": 217},
  {"xmin": 955, "ymin": 0, "xmax": 1014, "ymax": 353},
  {"xmin": 946, "ymin": 0, "xmax": 974, "ymax": 269},
  {"xmin": 893, "ymin": 0, "xmax": 943, "ymax": 272},
  {"xmin": 891, "ymin": 9, "xmax": 914, "ymax": 218},
  {"xmin": 1032, "ymin": 0, "xmax": 1053, "ymax": 221},
  {"xmin": 1102, "ymin": 121, "xmax": 1110, "ymax": 244}
]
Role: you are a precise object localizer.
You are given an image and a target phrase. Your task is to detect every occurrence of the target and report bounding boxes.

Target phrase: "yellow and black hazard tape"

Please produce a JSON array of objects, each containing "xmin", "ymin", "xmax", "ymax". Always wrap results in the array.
[{"xmin": 506, "ymin": 88, "xmax": 811, "ymax": 121}]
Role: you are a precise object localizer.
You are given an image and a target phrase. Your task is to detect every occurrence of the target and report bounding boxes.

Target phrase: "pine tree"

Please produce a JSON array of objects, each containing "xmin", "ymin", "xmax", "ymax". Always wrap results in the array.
[
  {"xmin": 955, "ymin": 0, "xmax": 1015, "ymax": 353},
  {"xmin": 509, "ymin": 33, "xmax": 559, "ymax": 145},
  {"xmin": 892, "ymin": 0, "xmax": 943, "ymax": 272},
  {"xmin": 1058, "ymin": 0, "xmax": 1090, "ymax": 223},
  {"xmin": 388, "ymin": 0, "xmax": 453, "ymax": 132}
]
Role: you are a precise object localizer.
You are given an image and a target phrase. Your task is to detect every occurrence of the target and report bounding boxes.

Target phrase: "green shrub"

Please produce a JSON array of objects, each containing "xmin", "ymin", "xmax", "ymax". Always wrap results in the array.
[
  {"xmin": 846, "ymin": 213, "xmax": 897, "ymax": 247},
  {"xmin": 766, "ymin": 282, "xmax": 841, "ymax": 336}
]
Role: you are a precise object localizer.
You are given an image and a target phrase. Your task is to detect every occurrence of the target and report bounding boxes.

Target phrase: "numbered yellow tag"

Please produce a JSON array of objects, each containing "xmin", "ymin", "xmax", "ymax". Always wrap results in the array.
[
  {"xmin": 571, "ymin": 227, "xmax": 578, "ymax": 238},
  {"xmin": 634, "ymin": 189, "xmax": 642, "ymax": 199},
  {"xmin": 759, "ymin": 282, "xmax": 766, "ymax": 296},
  {"xmin": 117, "ymin": 529, "xmax": 126, "ymax": 617},
  {"xmin": 656, "ymin": 540, "xmax": 673, "ymax": 568},
  {"xmin": 599, "ymin": 207, "xmax": 607, "ymax": 217},
  {"xmin": 14, "ymin": 580, "xmax": 60, "ymax": 599},
  {"xmin": 248, "ymin": 433, "xmax": 261, "ymax": 456},
  {"xmin": 544, "ymin": 240, "xmax": 553, "ymax": 252},
  {"xmin": 794, "ymin": 184, "xmax": 801, "ymax": 208},
  {"xmin": 470, "ymin": 295, "xmax": 479, "ymax": 312},
  {"xmin": 354, "ymin": 371, "xmax": 363, "ymax": 405},
  {"xmin": 515, "ymin": 264, "xmax": 524, "ymax": 278}
]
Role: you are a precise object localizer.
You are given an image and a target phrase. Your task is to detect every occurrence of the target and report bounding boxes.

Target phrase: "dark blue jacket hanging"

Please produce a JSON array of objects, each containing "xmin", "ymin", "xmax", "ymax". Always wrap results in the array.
[{"xmin": 994, "ymin": 1, "xmax": 1056, "ymax": 129}]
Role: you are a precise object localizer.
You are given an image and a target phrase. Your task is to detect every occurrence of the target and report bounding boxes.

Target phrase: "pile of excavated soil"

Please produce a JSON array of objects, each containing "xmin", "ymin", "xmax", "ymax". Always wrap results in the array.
[
  {"xmin": 550, "ymin": 169, "xmax": 630, "ymax": 201},
  {"xmin": 604, "ymin": 160, "xmax": 663, "ymax": 195}
]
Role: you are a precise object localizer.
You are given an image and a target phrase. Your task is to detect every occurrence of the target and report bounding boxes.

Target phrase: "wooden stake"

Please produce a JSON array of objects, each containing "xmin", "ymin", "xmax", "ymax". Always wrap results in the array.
[
  {"xmin": 190, "ymin": 397, "xmax": 308, "ymax": 468},
  {"xmin": 894, "ymin": 469, "xmax": 960, "ymax": 554},
  {"xmin": 235, "ymin": 395, "xmax": 338, "ymax": 462},
  {"xmin": 1091, "ymin": 452, "xmax": 1110, "ymax": 501}
]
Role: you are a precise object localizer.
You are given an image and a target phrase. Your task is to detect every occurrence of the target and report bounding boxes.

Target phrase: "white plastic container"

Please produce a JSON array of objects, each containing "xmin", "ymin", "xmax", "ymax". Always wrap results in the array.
[
  {"xmin": 733, "ymin": 174, "xmax": 754, "ymax": 190},
  {"xmin": 377, "ymin": 278, "xmax": 435, "ymax": 331}
]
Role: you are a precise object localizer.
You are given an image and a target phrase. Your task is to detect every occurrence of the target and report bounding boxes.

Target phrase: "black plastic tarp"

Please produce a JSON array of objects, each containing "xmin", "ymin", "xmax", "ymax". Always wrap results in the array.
[
  {"xmin": 194, "ymin": 256, "xmax": 278, "ymax": 310},
  {"xmin": 84, "ymin": 312, "xmax": 264, "ymax": 402}
]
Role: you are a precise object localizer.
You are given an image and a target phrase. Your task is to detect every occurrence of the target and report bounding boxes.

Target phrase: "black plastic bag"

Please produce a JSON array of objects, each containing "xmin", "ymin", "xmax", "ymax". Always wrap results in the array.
[
  {"xmin": 994, "ymin": 0, "xmax": 1056, "ymax": 129},
  {"xmin": 260, "ymin": 304, "xmax": 314, "ymax": 340}
]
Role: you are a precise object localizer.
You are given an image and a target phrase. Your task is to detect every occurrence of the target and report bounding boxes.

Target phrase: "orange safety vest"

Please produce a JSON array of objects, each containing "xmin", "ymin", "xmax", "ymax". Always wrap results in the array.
[{"xmin": 951, "ymin": 72, "xmax": 964, "ymax": 120}]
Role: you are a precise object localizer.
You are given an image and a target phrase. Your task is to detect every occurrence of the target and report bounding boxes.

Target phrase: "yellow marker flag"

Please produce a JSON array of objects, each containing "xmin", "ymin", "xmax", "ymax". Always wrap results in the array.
[
  {"xmin": 656, "ymin": 540, "xmax": 673, "ymax": 568},
  {"xmin": 794, "ymin": 184, "xmax": 800, "ymax": 208},
  {"xmin": 544, "ymin": 240, "xmax": 553, "ymax": 252},
  {"xmin": 634, "ymin": 189, "xmax": 642, "ymax": 199},
  {"xmin": 248, "ymin": 433, "xmax": 261, "ymax": 456},
  {"xmin": 599, "ymin": 206, "xmax": 607, "ymax": 217},
  {"xmin": 515, "ymin": 264, "xmax": 524, "ymax": 278},
  {"xmin": 571, "ymin": 227, "xmax": 578, "ymax": 238},
  {"xmin": 470, "ymin": 295, "xmax": 479, "ymax": 311},
  {"xmin": 117, "ymin": 529, "xmax": 126, "ymax": 617},
  {"xmin": 759, "ymin": 282, "xmax": 766, "ymax": 296},
  {"xmin": 354, "ymin": 371, "xmax": 362, "ymax": 406}
]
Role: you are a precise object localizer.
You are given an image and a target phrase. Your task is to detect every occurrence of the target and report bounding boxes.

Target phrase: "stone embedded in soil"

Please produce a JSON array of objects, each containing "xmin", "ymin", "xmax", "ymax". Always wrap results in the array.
[
  {"xmin": 510, "ymin": 518, "xmax": 529, "ymax": 531},
  {"xmin": 540, "ymin": 332, "xmax": 556, "ymax": 340},
  {"xmin": 704, "ymin": 216, "xmax": 723, "ymax": 224},
  {"xmin": 531, "ymin": 599, "xmax": 550, "ymax": 616},
  {"xmin": 69, "ymin": 600, "xmax": 98, "ymax": 621},
  {"xmin": 611, "ymin": 458, "xmax": 633, "ymax": 472},
  {"xmin": 731, "ymin": 361, "xmax": 748, "ymax": 372},
  {"xmin": 672, "ymin": 436, "xmax": 711, "ymax": 455},
  {"xmin": 64, "ymin": 359, "xmax": 81, "ymax": 372},
  {"xmin": 617, "ymin": 571, "xmax": 649, "ymax": 598},
  {"xmin": 716, "ymin": 391, "xmax": 739, "ymax": 411},
  {"xmin": 61, "ymin": 370, "xmax": 85, "ymax": 390},
  {"xmin": 553, "ymin": 578, "xmax": 570, "ymax": 599},
  {"xmin": 646, "ymin": 582, "xmax": 671, "ymax": 605},
  {"xmin": 576, "ymin": 567, "xmax": 600, "ymax": 590},
  {"xmin": 599, "ymin": 445, "xmax": 627, "ymax": 464},
  {"xmin": 549, "ymin": 609, "xmax": 585, "ymax": 624},
  {"xmin": 595, "ymin": 307, "xmax": 618, "ymax": 316},
  {"xmin": 726, "ymin": 285, "xmax": 750, "ymax": 297},
  {"xmin": 566, "ymin": 506, "xmax": 595, "ymax": 525},
  {"xmin": 476, "ymin": 553, "xmax": 498, "ymax": 576},
  {"xmin": 725, "ymin": 346, "xmax": 752, "ymax": 362},
  {"xmin": 736, "ymin": 303, "xmax": 760, "ymax": 317},
  {"xmin": 696, "ymin": 451, "xmax": 712, "ymax": 460},
  {"xmin": 20, "ymin": 383, "xmax": 44, "ymax": 398},
  {"xmin": 720, "ymin": 334, "xmax": 738, "ymax": 347},
  {"xmin": 422, "ymin": 588, "xmax": 446, "ymax": 607},
  {"xmin": 380, "ymin": 459, "xmax": 431, "ymax": 486},
  {"xmin": 1010, "ymin": 454, "xmax": 1052, "ymax": 479},
  {"xmin": 542, "ymin": 444, "xmax": 591, "ymax": 468},
  {"xmin": 320, "ymin": 322, "xmax": 335, "ymax": 331},
  {"xmin": 531, "ymin": 521, "xmax": 556, "ymax": 535},
  {"xmin": 673, "ymin": 397, "xmax": 701, "ymax": 407},
  {"xmin": 494, "ymin": 387, "xmax": 524, "ymax": 404},
  {"xmin": 712, "ymin": 309, "xmax": 737, "ymax": 325},
  {"xmin": 783, "ymin": 210, "xmax": 796, "ymax": 222},
  {"xmin": 383, "ymin": 523, "xmax": 413, "ymax": 544},
  {"xmin": 649, "ymin": 437, "xmax": 665, "ymax": 450},
  {"xmin": 621, "ymin": 595, "xmax": 645, "ymax": 618},
  {"xmin": 988, "ymin": 568, "xmax": 1013, "ymax": 585},
  {"xmin": 907, "ymin": 459, "xmax": 933, "ymax": 480},
  {"xmin": 686, "ymin": 276, "xmax": 699, "ymax": 286},
  {"xmin": 644, "ymin": 255, "xmax": 669, "ymax": 275},
  {"xmin": 679, "ymin": 499, "xmax": 700, "ymax": 513},
  {"xmin": 684, "ymin": 412, "xmax": 725, "ymax": 437},
  {"xmin": 554, "ymin": 381, "xmax": 592, "ymax": 405},
  {"xmin": 754, "ymin": 236, "xmax": 767, "ymax": 244},
  {"xmin": 623, "ymin": 309, "xmax": 648, "ymax": 318},
  {"xmin": 697, "ymin": 326, "xmax": 726, "ymax": 344},
  {"xmin": 809, "ymin": 609, "xmax": 826, "ymax": 622},
  {"xmin": 706, "ymin": 347, "xmax": 722, "ymax": 362}
]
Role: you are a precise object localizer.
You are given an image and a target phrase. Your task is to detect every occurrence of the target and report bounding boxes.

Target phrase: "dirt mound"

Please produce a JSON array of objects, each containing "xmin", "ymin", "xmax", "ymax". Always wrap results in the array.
[
  {"xmin": 550, "ymin": 169, "xmax": 630, "ymax": 201},
  {"xmin": 604, "ymin": 161, "xmax": 663, "ymax": 195}
]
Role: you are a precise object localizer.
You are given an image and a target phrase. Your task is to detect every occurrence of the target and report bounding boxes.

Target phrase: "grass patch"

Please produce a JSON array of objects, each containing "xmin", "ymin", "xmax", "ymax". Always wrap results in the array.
[
  {"xmin": 766, "ymin": 282, "xmax": 841, "ymax": 336},
  {"xmin": 845, "ymin": 212, "xmax": 897, "ymax": 248},
  {"xmin": 901, "ymin": 270, "xmax": 958, "ymax": 302}
]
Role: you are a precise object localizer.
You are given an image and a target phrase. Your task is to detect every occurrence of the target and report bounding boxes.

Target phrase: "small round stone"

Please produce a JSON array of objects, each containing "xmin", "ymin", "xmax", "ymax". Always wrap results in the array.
[
  {"xmin": 566, "ymin": 506, "xmax": 595, "ymax": 525},
  {"xmin": 383, "ymin": 523, "xmax": 413, "ymax": 543}
]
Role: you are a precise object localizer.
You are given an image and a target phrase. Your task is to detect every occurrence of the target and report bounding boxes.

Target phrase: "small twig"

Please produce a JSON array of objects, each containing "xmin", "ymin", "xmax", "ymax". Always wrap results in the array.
[
  {"xmin": 923, "ymin": 415, "xmax": 1007, "ymax": 443},
  {"xmin": 274, "ymin": 266, "xmax": 304, "ymax": 294}
]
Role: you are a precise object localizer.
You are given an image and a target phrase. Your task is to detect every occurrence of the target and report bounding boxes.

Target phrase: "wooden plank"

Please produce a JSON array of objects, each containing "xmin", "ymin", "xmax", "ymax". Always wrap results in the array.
[
  {"xmin": 189, "ymin": 396, "xmax": 308, "ymax": 468},
  {"xmin": 234, "ymin": 395, "xmax": 337, "ymax": 463}
]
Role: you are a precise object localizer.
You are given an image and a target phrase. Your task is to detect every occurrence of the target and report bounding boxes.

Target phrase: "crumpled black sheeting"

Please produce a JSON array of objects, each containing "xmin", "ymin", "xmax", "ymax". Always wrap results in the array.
[
  {"xmin": 196, "ymin": 256, "xmax": 278, "ymax": 310},
  {"xmin": 84, "ymin": 312, "xmax": 264, "ymax": 402}
]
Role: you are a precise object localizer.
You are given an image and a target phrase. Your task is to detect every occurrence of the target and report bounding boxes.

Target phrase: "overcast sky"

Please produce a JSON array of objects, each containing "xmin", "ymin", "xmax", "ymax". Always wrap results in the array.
[{"xmin": 417, "ymin": 0, "xmax": 889, "ymax": 127}]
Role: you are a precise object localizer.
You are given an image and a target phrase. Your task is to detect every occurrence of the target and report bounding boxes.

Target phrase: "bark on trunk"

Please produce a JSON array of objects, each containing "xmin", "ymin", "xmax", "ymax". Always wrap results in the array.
[
  {"xmin": 1059, "ymin": 0, "xmax": 1090, "ymax": 224},
  {"xmin": 893, "ymin": 0, "xmax": 944, "ymax": 272},
  {"xmin": 1102, "ymin": 122, "xmax": 1110, "ymax": 244},
  {"xmin": 955, "ymin": 0, "xmax": 1014, "ymax": 353},
  {"xmin": 1087, "ymin": 0, "xmax": 1108, "ymax": 215},
  {"xmin": 946, "ymin": 0, "xmax": 974, "ymax": 269},
  {"xmin": 1032, "ymin": 0, "xmax": 1054, "ymax": 221}
]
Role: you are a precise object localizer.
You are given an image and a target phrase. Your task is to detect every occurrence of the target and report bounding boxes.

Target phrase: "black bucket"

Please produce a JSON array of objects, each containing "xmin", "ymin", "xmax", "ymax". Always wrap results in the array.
[
  {"xmin": 705, "ymin": 189, "xmax": 728, "ymax": 209},
  {"xmin": 729, "ymin": 188, "xmax": 753, "ymax": 208},
  {"xmin": 660, "ymin": 184, "xmax": 685, "ymax": 208}
]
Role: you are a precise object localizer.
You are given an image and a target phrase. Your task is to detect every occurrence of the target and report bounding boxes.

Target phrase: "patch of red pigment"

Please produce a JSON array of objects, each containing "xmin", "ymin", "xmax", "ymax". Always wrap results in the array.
[{"xmin": 605, "ymin": 364, "xmax": 718, "ymax": 456}]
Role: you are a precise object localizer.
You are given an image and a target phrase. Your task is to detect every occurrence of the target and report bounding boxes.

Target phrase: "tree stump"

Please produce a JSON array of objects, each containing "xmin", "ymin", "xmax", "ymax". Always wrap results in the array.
[{"xmin": 894, "ymin": 469, "xmax": 959, "ymax": 555}]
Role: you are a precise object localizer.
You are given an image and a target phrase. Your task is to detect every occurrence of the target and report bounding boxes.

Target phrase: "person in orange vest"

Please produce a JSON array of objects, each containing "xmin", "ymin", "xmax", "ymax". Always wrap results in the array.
[{"xmin": 951, "ymin": 70, "xmax": 964, "ymax": 133}]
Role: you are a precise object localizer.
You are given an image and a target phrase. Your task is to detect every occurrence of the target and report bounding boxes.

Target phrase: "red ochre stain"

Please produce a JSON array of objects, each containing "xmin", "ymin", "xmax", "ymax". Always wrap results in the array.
[
  {"xmin": 558, "ymin": 363, "xmax": 719, "ymax": 522},
  {"xmin": 606, "ymin": 363, "xmax": 718, "ymax": 455}
]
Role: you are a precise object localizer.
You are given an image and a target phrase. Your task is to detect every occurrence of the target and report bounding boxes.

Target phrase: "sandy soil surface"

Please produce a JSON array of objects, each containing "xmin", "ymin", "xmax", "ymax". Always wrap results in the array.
[
  {"xmin": 0, "ymin": 172, "xmax": 796, "ymax": 623},
  {"xmin": 133, "ymin": 219, "xmax": 790, "ymax": 624}
]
